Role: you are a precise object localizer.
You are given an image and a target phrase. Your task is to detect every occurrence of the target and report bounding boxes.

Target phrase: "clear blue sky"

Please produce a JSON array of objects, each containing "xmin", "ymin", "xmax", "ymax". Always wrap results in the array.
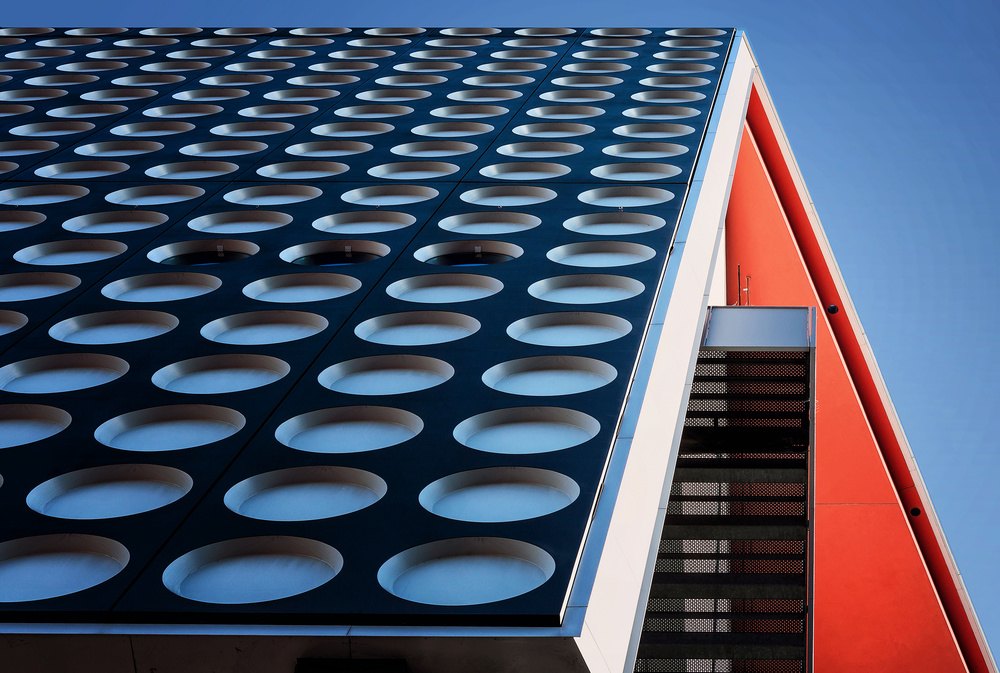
[{"xmin": 6, "ymin": 0, "xmax": 999, "ymax": 648}]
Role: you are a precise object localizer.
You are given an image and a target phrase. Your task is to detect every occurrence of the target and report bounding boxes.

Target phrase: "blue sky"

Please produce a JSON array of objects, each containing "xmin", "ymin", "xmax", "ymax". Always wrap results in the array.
[{"xmin": 6, "ymin": 0, "xmax": 1000, "ymax": 648}]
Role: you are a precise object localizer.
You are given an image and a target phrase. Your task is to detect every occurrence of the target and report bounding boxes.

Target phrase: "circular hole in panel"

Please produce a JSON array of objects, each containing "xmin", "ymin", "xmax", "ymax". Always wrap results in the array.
[
  {"xmin": 387, "ymin": 274, "xmax": 502, "ymax": 303},
  {"xmin": 102, "ymin": 272, "xmax": 220, "ymax": 302},
  {"xmin": 455, "ymin": 406, "xmax": 600, "ymax": 454},
  {"xmin": 410, "ymin": 122, "xmax": 493, "ymax": 138},
  {"xmin": 612, "ymin": 123, "xmax": 695, "ymax": 138},
  {"xmin": 276, "ymin": 406, "xmax": 422, "ymax": 453},
  {"xmin": 112, "ymin": 121, "xmax": 195, "ymax": 137},
  {"xmin": 355, "ymin": 311, "xmax": 479, "ymax": 346},
  {"xmin": 76, "ymin": 140, "xmax": 163, "ymax": 157},
  {"xmin": 0, "ymin": 139, "xmax": 59, "ymax": 154},
  {"xmin": 211, "ymin": 121, "xmax": 293, "ymax": 137},
  {"xmin": 194, "ymin": 37, "xmax": 253, "ymax": 46},
  {"xmin": 82, "ymin": 88, "xmax": 156, "ymax": 101},
  {"xmin": 143, "ymin": 103, "xmax": 224, "ymax": 119},
  {"xmin": 249, "ymin": 48, "xmax": 313, "ymax": 59},
  {"xmin": 527, "ymin": 105, "xmax": 604, "ymax": 120},
  {"xmin": 291, "ymin": 27, "xmax": 349, "ymax": 36},
  {"xmin": 142, "ymin": 61, "xmax": 210, "ymax": 73},
  {"xmin": 225, "ymin": 184, "xmax": 321, "ymax": 205},
  {"xmin": 265, "ymin": 88, "xmax": 338, "ymax": 102},
  {"xmin": 95, "ymin": 405, "xmax": 245, "ymax": 451},
  {"xmin": 667, "ymin": 28, "xmax": 727, "ymax": 37},
  {"xmin": 0, "ymin": 353, "xmax": 128, "ymax": 394},
  {"xmin": 0, "ymin": 272, "xmax": 80, "ymax": 301},
  {"xmin": 174, "ymin": 88, "xmax": 249, "ymax": 101},
  {"xmin": 0, "ymin": 28, "xmax": 54, "ymax": 36},
  {"xmin": 313, "ymin": 211, "xmax": 414, "ymax": 234},
  {"xmin": 0, "ymin": 310, "xmax": 27, "ymax": 335},
  {"xmin": 462, "ymin": 74, "xmax": 534, "ymax": 87},
  {"xmin": 14, "ymin": 239, "xmax": 126, "ymax": 266},
  {"xmin": 39, "ymin": 37, "xmax": 98, "ymax": 46},
  {"xmin": 310, "ymin": 61, "xmax": 376, "ymax": 73},
  {"xmin": 226, "ymin": 467, "xmax": 386, "ymax": 521},
  {"xmin": 202, "ymin": 310, "xmax": 327, "ymax": 345},
  {"xmin": 201, "ymin": 74, "xmax": 272, "ymax": 86},
  {"xmin": 57, "ymin": 62, "xmax": 127, "ymax": 74},
  {"xmin": 0, "ymin": 161, "xmax": 16, "ymax": 175},
  {"xmin": 440, "ymin": 27, "xmax": 498, "ymax": 36},
  {"xmin": 149, "ymin": 239, "xmax": 258, "ymax": 266},
  {"xmin": 287, "ymin": 140, "xmax": 371, "ymax": 157},
  {"xmin": 342, "ymin": 185, "xmax": 437, "ymax": 206},
  {"xmin": 578, "ymin": 186, "xmax": 675, "ymax": 207},
  {"xmin": 152, "ymin": 354, "xmax": 289, "ymax": 394},
  {"xmin": 9, "ymin": 48, "xmax": 69, "ymax": 58},
  {"xmin": 420, "ymin": 467, "xmax": 580, "ymax": 522},
  {"xmin": 563, "ymin": 211, "xmax": 666, "ymax": 235},
  {"xmin": 170, "ymin": 48, "xmax": 234, "ymax": 58},
  {"xmin": 539, "ymin": 89, "xmax": 613, "ymax": 103},
  {"xmin": 477, "ymin": 62, "xmax": 545, "ymax": 74},
  {"xmin": 660, "ymin": 37, "xmax": 723, "ymax": 47},
  {"xmin": 631, "ymin": 90, "xmax": 707, "ymax": 105},
  {"xmin": 460, "ymin": 185, "xmax": 556, "ymax": 206},
  {"xmin": 188, "ymin": 210, "xmax": 290, "ymax": 234},
  {"xmin": 482, "ymin": 355, "xmax": 616, "ymax": 395},
  {"xmin": 548, "ymin": 241, "xmax": 655, "ymax": 267},
  {"xmin": 226, "ymin": 60, "xmax": 293, "ymax": 73},
  {"xmin": 654, "ymin": 50, "xmax": 719, "ymax": 61},
  {"xmin": 243, "ymin": 273, "xmax": 361, "ymax": 303},
  {"xmin": 49, "ymin": 310, "xmax": 178, "ymax": 344},
  {"xmin": 0, "ymin": 404, "xmax": 71, "ymax": 448},
  {"xmin": 391, "ymin": 141, "xmax": 475, "ymax": 157},
  {"xmin": 591, "ymin": 162, "xmax": 681, "ymax": 181},
  {"xmin": 329, "ymin": 49, "xmax": 395, "ymax": 60},
  {"xmin": 512, "ymin": 122, "xmax": 594, "ymax": 138},
  {"xmin": 335, "ymin": 104, "xmax": 412, "ymax": 119},
  {"xmin": 516, "ymin": 28, "xmax": 575, "ymax": 36},
  {"xmin": 376, "ymin": 74, "xmax": 448, "ymax": 87},
  {"xmin": 24, "ymin": 74, "xmax": 99, "ymax": 87},
  {"xmin": 313, "ymin": 121, "xmax": 392, "ymax": 137},
  {"xmin": 646, "ymin": 62, "xmax": 714, "ymax": 75},
  {"xmin": 508, "ymin": 312, "xmax": 632, "ymax": 346},
  {"xmin": 438, "ymin": 211, "xmax": 540, "ymax": 235},
  {"xmin": 350, "ymin": 37, "xmax": 408, "ymax": 47},
  {"xmin": 257, "ymin": 161, "xmax": 348, "ymax": 179},
  {"xmin": 426, "ymin": 38, "xmax": 486, "ymax": 48},
  {"xmin": 180, "ymin": 140, "xmax": 267, "ymax": 157},
  {"xmin": 368, "ymin": 161, "xmax": 459, "ymax": 180},
  {"xmin": 162, "ymin": 536, "xmax": 341, "ymax": 604},
  {"xmin": 34, "ymin": 161, "xmax": 128, "ymax": 179},
  {"xmin": 27, "ymin": 465, "xmax": 192, "ymax": 519},
  {"xmin": 240, "ymin": 104, "xmax": 317, "ymax": 118},
  {"xmin": 378, "ymin": 537, "xmax": 554, "ymax": 606},
  {"xmin": 528, "ymin": 274, "xmax": 645, "ymax": 304},
  {"xmin": 496, "ymin": 141, "xmax": 583, "ymax": 158},
  {"xmin": 639, "ymin": 75, "xmax": 712, "ymax": 88},
  {"xmin": 216, "ymin": 27, "xmax": 275, "ymax": 36},
  {"xmin": 118, "ymin": 36, "xmax": 178, "ymax": 46},
  {"xmin": 479, "ymin": 162, "xmax": 570, "ymax": 180},
  {"xmin": 0, "ymin": 185, "xmax": 88, "ymax": 206},
  {"xmin": 624, "ymin": 105, "xmax": 699, "ymax": 120},
  {"xmin": 573, "ymin": 49, "xmax": 637, "ymax": 60},
  {"xmin": 318, "ymin": 355, "xmax": 453, "ymax": 395},
  {"xmin": 551, "ymin": 75, "xmax": 623, "ymax": 87},
  {"xmin": 411, "ymin": 49, "xmax": 474, "ymax": 60},
  {"xmin": 0, "ymin": 535, "xmax": 128, "ymax": 602},
  {"xmin": 592, "ymin": 27, "xmax": 650, "ymax": 36},
  {"xmin": 447, "ymin": 88, "xmax": 521, "ymax": 103},
  {"xmin": 505, "ymin": 38, "xmax": 566, "ymax": 47},
  {"xmin": 280, "ymin": 240, "xmax": 389, "ymax": 267},
  {"xmin": 582, "ymin": 38, "xmax": 644, "ymax": 48},
  {"xmin": 0, "ymin": 103, "xmax": 33, "ymax": 116},
  {"xmin": 106, "ymin": 185, "xmax": 204, "ymax": 206},
  {"xmin": 602, "ymin": 142, "xmax": 688, "ymax": 159},
  {"xmin": 1, "ymin": 210, "xmax": 45, "ymax": 231},
  {"xmin": 110, "ymin": 74, "xmax": 184, "ymax": 87},
  {"xmin": 431, "ymin": 104, "xmax": 508, "ymax": 119},
  {"xmin": 10, "ymin": 121, "xmax": 95, "ymax": 137},
  {"xmin": 357, "ymin": 88, "xmax": 429, "ymax": 102}
]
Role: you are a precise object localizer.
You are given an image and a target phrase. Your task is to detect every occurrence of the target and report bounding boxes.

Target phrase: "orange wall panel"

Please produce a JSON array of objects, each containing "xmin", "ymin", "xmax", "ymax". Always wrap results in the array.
[{"xmin": 726, "ymin": 122, "xmax": 968, "ymax": 672}]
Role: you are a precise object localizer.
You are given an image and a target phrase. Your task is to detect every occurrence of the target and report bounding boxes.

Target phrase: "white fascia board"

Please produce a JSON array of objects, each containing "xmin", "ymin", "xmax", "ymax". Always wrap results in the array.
[{"xmin": 577, "ymin": 33, "xmax": 758, "ymax": 673}]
